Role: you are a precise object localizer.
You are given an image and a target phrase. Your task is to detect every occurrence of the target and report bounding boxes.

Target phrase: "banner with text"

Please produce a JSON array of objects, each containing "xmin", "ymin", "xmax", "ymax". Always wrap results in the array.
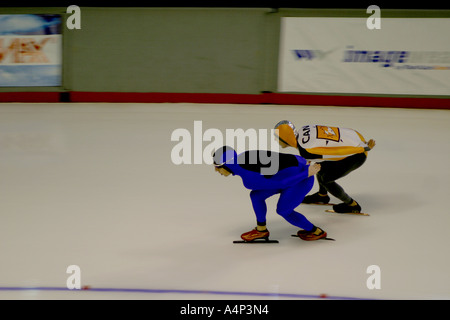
[
  {"xmin": 278, "ymin": 17, "xmax": 450, "ymax": 96},
  {"xmin": 0, "ymin": 14, "xmax": 62, "ymax": 87}
]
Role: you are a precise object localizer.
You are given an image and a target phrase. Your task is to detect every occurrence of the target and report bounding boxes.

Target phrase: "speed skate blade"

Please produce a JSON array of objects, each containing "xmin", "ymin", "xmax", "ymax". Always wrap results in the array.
[
  {"xmin": 304, "ymin": 203, "xmax": 336, "ymax": 206},
  {"xmin": 325, "ymin": 209, "xmax": 370, "ymax": 216},
  {"xmin": 233, "ymin": 239, "xmax": 279, "ymax": 244},
  {"xmin": 291, "ymin": 234, "xmax": 335, "ymax": 241}
]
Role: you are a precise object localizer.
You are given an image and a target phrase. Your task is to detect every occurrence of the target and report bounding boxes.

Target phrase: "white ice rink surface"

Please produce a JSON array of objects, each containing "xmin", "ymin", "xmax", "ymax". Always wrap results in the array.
[{"xmin": 0, "ymin": 102, "xmax": 449, "ymax": 300}]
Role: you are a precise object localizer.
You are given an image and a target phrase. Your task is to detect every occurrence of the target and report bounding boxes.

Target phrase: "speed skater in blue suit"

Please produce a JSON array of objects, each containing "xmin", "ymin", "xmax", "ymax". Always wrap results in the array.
[{"xmin": 213, "ymin": 146, "xmax": 329, "ymax": 242}]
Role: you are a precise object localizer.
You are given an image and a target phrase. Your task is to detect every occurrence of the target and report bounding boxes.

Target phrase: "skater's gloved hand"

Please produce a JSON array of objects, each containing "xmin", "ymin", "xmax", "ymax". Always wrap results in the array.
[
  {"xmin": 364, "ymin": 139, "xmax": 376, "ymax": 151},
  {"xmin": 308, "ymin": 163, "xmax": 321, "ymax": 177}
]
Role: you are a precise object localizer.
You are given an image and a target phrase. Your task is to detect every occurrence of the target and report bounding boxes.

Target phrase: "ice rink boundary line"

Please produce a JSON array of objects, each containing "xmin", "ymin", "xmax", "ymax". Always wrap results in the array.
[{"xmin": 0, "ymin": 286, "xmax": 375, "ymax": 300}]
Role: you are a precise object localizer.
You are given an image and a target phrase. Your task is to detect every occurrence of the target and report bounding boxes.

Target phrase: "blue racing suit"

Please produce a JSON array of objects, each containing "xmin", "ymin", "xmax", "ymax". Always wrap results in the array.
[{"xmin": 223, "ymin": 150, "xmax": 315, "ymax": 231}]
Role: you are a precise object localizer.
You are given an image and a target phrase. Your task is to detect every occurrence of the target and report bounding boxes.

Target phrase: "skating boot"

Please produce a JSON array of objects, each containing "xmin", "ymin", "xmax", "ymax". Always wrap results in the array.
[
  {"xmin": 333, "ymin": 201, "xmax": 361, "ymax": 213},
  {"xmin": 297, "ymin": 226, "xmax": 327, "ymax": 241},
  {"xmin": 302, "ymin": 192, "xmax": 330, "ymax": 204},
  {"xmin": 240, "ymin": 228, "xmax": 270, "ymax": 242}
]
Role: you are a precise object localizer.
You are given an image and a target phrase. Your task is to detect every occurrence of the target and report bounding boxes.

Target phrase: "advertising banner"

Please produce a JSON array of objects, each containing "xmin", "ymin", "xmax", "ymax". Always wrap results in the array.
[
  {"xmin": 278, "ymin": 17, "xmax": 450, "ymax": 95},
  {"xmin": 0, "ymin": 14, "xmax": 62, "ymax": 87}
]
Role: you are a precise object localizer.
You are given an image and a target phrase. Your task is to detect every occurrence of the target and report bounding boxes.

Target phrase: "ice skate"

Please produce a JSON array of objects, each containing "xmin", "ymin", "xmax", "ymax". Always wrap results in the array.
[
  {"xmin": 302, "ymin": 192, "xmax": 330, "ymax": 205},
  {"xmin": 233, "ymin": 228, "xmax": 278, "ymax": 243},
  {"xmin": 296, "ymin": 227, "xmax": 331, "ymax": 241},
  {"xmin": 241, "ymin": 228, "xmax": 270, "ymax": 242},
  {"xmin": 332, "ymin": 201, "xmax": 361, "ymax": 213}
]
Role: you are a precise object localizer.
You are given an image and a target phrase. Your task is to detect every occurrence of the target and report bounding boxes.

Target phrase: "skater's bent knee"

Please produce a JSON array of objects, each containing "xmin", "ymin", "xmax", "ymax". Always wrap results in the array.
[
  {"xmin": 276, "ymin": 206, "xmax": 291, "ymax": 217},
  {"xmin": 318, "ymin": 174, "xmax": 335, "ymax": 185}
]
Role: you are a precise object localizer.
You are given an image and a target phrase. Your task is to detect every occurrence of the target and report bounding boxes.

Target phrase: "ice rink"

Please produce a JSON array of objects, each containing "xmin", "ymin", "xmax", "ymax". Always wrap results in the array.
[{"xmin": 0, "ymin": 102, "xmax": 449, "ymax": 300}]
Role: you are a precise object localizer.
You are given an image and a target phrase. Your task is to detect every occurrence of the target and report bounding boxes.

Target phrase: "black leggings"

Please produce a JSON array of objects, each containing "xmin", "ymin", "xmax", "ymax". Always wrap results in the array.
[{"xmin": 316, "ymin": 153, "xmax": 367, "ymax": 204}]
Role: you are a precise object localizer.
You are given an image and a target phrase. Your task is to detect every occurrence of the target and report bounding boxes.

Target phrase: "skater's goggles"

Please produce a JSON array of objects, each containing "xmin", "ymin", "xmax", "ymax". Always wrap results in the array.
[
  {"xmin": 214, "ymin": 157, "xmax": 234, "ymax": 167},
  {"xmin": 213, "ymin": 147, "xmax": 235, "ymax": 167}
]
